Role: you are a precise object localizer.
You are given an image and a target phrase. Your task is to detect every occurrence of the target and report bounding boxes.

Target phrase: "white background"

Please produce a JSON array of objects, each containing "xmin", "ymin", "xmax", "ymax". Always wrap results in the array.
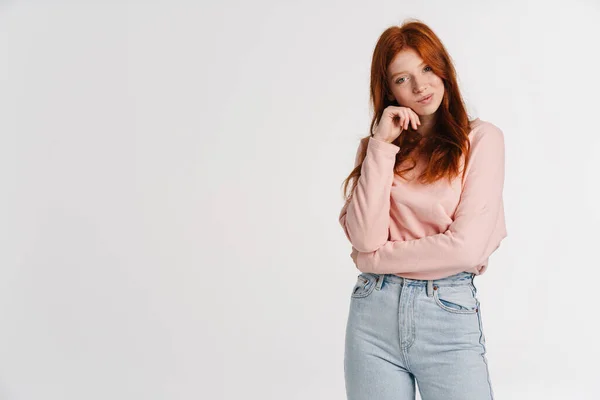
[{"xmin": 1, "ymin": 0, "xmax": 599, "ymax": 399}]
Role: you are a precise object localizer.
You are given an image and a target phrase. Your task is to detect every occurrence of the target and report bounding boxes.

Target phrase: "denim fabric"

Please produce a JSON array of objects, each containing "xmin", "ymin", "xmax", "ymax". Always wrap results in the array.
[{"xmin": 344, "ymin": 271, "xmax": 494, "ymax": 400}]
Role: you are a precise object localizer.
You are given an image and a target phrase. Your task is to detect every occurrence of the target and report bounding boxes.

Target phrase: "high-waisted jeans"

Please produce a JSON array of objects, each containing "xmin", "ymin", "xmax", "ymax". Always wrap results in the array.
[{"xmin": 344, "ymin": 271, "xmax": 494, "ymax": 400}]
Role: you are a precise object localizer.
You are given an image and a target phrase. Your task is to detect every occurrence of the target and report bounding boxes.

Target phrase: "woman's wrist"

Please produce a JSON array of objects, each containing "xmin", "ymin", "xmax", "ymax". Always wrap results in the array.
[{"xmin": 372, "ymin": 135, "xmax": 394, "ymax": 144}]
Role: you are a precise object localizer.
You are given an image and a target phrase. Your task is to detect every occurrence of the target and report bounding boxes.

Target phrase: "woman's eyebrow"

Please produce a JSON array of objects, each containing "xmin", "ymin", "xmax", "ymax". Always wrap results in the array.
[{"xmin": 391, "ymin": 62, "xmax": 426, "ymax": 78}]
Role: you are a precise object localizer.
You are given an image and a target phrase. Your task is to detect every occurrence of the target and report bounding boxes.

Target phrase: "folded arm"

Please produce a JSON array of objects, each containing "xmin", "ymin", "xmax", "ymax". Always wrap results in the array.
[
  {"xmin": 356, "ymin": 125, "xmax": 507, "ymax": 276},
  {"xmin": 338, "ymin": 137, "xmax": 400, "ymax": 252}
]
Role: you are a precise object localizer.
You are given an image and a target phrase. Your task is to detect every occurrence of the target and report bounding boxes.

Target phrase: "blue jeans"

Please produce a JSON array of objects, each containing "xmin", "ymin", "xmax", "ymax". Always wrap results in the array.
[{"xmin": 344, "ymin": 271, "xmax": 494, "ymax": 400}]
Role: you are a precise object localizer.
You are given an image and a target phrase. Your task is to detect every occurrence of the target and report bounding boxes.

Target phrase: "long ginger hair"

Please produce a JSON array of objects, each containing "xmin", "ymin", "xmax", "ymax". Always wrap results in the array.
[{"xmin": 341, "ymin": 19, "xmax": 475, "ymax": 203}]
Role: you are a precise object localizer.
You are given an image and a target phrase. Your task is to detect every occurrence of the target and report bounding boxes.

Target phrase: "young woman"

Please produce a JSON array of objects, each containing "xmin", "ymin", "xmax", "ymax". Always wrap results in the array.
[{"xmin": 338, "ymin": 20, "xmax": 506, "ymax": 400}]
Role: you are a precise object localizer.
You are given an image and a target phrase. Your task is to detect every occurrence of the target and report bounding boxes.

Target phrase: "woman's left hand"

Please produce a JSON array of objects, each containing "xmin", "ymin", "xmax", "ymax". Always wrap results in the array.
[
  {"xmin": 350, "ymin": 247, "xmax": 374, "ymax": 273},
  {"xmin": 350, "ymin": 247, "xmax": 361, "ymax": 269}
]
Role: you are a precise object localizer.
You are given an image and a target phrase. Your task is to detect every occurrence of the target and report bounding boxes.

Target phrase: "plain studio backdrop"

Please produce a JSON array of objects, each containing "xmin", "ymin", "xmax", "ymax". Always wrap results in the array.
[{"xmin": 1, "ymin": 0, "xmax": 599, "ymax": 399}]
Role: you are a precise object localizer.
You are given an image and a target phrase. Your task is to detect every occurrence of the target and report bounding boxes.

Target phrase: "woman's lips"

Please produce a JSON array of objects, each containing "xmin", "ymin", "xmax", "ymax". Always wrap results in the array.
[{"xmin": 418, "ymin": 94, "xmax": 433, "ymax": 104}]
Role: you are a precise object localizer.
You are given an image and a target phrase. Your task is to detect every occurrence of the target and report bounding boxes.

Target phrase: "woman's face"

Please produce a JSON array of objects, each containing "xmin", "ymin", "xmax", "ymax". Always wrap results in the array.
[{"xmin": 386, "ymin": 48, "xmax": 445, "ymax": 117}]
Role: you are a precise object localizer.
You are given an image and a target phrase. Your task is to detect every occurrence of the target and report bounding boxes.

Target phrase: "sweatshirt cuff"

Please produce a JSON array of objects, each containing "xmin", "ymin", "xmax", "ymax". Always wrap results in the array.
[{"xmin": 368, "ymin": 136, "xmax": 400, "ymax": 157}]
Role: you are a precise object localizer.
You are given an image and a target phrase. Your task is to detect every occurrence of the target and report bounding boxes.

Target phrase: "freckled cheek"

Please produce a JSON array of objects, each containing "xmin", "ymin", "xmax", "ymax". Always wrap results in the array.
[{"xmin": 395, "ymin": 88, "xmax": 413, "ymax": 102}]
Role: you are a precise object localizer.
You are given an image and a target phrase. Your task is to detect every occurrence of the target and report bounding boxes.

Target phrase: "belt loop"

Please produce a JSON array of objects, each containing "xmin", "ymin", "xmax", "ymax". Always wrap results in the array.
[
  {"xmin": 375, "ymin": 274, "xmax": 385, "ymax": 290},
  {"xmin": 427, "ymin": 279, "xmax": 433, "ymax": 297}
]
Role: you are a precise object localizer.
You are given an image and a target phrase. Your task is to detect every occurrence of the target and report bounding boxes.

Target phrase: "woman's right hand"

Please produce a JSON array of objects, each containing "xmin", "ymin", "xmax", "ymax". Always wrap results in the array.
[{"xmin": 373, "ymin": 106, "xmax": 421, "ymax": 143}]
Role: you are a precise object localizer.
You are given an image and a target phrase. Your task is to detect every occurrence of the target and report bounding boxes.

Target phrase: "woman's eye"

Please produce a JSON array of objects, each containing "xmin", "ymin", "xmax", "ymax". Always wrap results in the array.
[{"xmin": 395, "ymin": 67, "xmax": 432, "ymax": 84}]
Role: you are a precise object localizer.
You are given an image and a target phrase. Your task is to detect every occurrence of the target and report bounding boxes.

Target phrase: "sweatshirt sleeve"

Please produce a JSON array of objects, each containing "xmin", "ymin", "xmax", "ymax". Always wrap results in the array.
[
  {"xmin": 338, "ymin": 136, "xmax": 401, "ymax": 252},
  {"xmin": 356, "ymin": 125, "xmax": 506, "ymax": 275}
]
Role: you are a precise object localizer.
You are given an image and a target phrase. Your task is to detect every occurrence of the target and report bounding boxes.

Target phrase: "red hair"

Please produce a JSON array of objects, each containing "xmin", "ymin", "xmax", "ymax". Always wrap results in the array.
[{"xmin": 341, "ymin": 19, "xmax": 475, "ymax": 203}]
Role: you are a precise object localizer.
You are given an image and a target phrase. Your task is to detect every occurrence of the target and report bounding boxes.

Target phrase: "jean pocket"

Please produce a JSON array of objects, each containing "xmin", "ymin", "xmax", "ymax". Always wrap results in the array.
[
  {"xmin": 350, "ymin": 274, "xmax": 377, "ymax": 298},
  {"xmin": 432, "ymin": 284, "xmax": 478, "ymax": 314}
]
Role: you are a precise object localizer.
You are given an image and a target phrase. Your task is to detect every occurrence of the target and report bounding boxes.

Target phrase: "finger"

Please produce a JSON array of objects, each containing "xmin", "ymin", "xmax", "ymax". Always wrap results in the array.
[
  {"xmin": 398, "ymin": 115, "xmax": 405, "ymax": 130},
  {"xmin": 414, "ymin": 110, "xmax": 421, "ymax": 126},
  {"xmin": 408, "ymin": 110, "xmax": 418, "ymax": 128}
]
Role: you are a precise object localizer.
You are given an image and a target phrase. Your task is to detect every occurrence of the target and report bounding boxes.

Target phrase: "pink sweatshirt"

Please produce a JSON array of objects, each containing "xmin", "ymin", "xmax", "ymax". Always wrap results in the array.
[{"xmin": 339, "ymin": 118, "xmax": 507, "ymax": 280}]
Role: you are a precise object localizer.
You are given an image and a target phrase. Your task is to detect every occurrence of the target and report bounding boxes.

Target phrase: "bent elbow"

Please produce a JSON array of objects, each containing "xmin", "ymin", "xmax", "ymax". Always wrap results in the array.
[
  {"xmin": 341, "ymin": 217, "xmax": 386, "ymax": 252},
  {"xmin": 350, "ymin": 234, "xmax": 385, "ymax": 253}
]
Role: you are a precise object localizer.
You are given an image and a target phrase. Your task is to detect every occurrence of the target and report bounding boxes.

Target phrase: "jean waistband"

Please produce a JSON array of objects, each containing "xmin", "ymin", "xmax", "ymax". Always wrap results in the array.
[{"xmin": 365, "ymin": 271, "xmax": 475, "ymax": 288}]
